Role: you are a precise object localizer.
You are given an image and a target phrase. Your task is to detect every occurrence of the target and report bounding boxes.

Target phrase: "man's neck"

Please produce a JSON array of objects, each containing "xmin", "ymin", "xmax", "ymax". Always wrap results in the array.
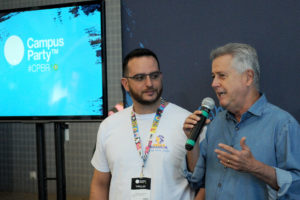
[
  {"xmin": 132, "ymin": 99, "xmax": 164, "ymax": 114},
  {"xmin": 233, "ymin": 91, "xmax": 260, "ymax": 122}
]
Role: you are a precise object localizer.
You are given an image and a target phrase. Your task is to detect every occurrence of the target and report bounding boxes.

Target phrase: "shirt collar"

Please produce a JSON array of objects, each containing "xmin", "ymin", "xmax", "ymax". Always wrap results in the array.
[
  {"xmin": 247, "ymin": 93, "xmax": 267, "ymax": 116},
  {"xmin": 225, "ymin": 93, "xmax": 268, "ymax": 121}
]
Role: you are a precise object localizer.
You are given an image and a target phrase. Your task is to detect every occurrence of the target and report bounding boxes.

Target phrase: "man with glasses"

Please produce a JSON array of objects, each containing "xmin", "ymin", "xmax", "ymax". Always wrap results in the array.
[{"xmin": 90, "ymin": 48, "xmax": 194, "ymax": 200}]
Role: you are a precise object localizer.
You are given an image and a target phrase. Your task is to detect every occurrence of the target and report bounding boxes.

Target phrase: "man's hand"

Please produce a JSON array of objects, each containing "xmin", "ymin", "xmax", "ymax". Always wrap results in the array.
[
  {"xmin": 183, "ymin": 110, "xmax": 202, "ymax": 137},
  {"xmin": 183, "ymin": 110, "xmax": 210, "ymax": 138},
  {"xmin": 183, "ymin": 110, "xmax": 210, "ymax": 172},
  {"xmin": 214, "ymin": 137, "xmax": 256, "ymax": 172},
  {"xmin": 214, "ymin": 137, "xmax": 279, "ymax": 190}
]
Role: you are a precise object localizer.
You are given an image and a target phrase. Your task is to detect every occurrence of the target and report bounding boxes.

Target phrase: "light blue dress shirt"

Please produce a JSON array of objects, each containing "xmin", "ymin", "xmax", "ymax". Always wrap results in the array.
[{"xmin": 183, "ymin": 95, "xmax": 300, "ymax": 199}]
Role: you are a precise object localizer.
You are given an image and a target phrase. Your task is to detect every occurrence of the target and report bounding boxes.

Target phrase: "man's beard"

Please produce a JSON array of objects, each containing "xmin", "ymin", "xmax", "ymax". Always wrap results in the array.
[{"xmin": 129, "ymin": 86, "xmax": 163, "ymax": 105}]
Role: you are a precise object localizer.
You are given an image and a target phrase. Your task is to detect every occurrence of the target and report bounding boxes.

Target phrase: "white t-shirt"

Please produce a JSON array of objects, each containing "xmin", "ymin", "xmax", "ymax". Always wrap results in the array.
[{"xmin": 91, "ymin": 103, "xmax": 194, "ymax": 200}]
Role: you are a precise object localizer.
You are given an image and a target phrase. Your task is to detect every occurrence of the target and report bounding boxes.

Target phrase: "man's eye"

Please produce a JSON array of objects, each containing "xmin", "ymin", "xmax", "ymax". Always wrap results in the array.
[
  {"xmin": 150, "ymin": 72, "xmax": 160, "ymax": 79},
  {"xmin": 133, "ymin": 74, "xmax": 145, "ymax": 81}
]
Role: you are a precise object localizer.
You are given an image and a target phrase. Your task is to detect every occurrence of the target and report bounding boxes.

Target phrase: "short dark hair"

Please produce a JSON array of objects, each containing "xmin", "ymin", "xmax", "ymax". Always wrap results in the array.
[{"xmin": 122, "ymin": 48, "xmax": 160, "ymax": 77}]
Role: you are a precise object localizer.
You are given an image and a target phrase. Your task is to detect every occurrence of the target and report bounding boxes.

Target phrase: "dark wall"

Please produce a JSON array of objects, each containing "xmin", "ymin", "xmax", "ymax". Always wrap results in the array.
[{"xmin": 121, "ymin": 0, "xmax": 300, "ymax": 121}]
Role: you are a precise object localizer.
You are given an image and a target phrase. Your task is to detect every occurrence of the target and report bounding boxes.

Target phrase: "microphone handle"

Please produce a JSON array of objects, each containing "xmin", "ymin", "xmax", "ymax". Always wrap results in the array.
[{"xmin": 185, "ymin": 113, "xmax": 207, "ymax": 151}]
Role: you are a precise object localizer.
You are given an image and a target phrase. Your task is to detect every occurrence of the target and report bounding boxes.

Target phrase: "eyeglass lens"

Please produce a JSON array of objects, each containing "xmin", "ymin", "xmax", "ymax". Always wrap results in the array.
[{"xmin": 132, "ymin": 71, "xmax": 161, "ymax": 81}]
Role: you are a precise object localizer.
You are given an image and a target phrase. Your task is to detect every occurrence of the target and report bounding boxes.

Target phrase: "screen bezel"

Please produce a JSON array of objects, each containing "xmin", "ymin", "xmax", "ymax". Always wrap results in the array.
[{"xmin": 0, "ymin": 0, "xmax": 107, "ymax": 122}]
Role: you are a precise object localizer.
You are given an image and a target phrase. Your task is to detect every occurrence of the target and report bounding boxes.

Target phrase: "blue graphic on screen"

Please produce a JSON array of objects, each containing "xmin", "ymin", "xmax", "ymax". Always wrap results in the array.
[{"xmin": 0, "ymin": 4, "xmax": 104, "ymax": 117}]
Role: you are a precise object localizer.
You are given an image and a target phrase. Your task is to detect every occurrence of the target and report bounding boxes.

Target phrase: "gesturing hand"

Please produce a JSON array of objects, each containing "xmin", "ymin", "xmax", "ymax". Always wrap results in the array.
[
  {"xmin": 214, "ymin": 137, "xmax": 257, "ymax": 172},
  {"xmin": 214, "ymin": 137, "xmax": 279, "ymax": 190}
]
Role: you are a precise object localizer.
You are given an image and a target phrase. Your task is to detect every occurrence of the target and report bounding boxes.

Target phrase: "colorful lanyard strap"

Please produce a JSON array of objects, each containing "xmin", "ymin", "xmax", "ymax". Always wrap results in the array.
[{"xmin": 131, "ymin": 98, "xmax": 166, "ymax": 177}]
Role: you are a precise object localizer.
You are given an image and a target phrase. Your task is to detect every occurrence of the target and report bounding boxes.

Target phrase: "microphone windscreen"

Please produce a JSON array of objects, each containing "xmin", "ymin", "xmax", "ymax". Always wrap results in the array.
[{"xmin": 201, "ymin": 97, "xmax": 215, "ymax": 110}]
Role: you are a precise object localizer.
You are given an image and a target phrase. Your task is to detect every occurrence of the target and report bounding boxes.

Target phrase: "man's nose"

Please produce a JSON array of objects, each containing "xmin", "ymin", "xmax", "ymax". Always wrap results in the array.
[
  {"xmin": 145, "ymin": 75, "xmax": 153, "ymax": 86},
  {"xmin": 211, "ymin": 77, "xmax": 219, "ymax": 88}
]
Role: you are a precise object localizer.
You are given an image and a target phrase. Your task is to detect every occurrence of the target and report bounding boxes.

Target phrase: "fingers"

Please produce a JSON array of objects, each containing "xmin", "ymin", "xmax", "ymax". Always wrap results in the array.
[
  {"xmin": 215, "ymin": 148, "xmax": 236, "ymax": 169},
  {"xmin": 217, "ymin": 143, "xmax": 239, "ymax": 155},
  {"xmin": 219, "ymin": 158, "xmax": 234, "ymax": 168},
  {"xmin": 193, "ymin": 109, "xmax": 203, "ymax": 115},
  {"xmin": 215, "ymin": 143, "xmax": 241, "ymax": 166},
  {"xmin": 215, "ymin": 139, "xmax": 254, "ymax": 172},
  {"xmin": 183, "ymin": 110, "xmax": 202, "ymax": 136},
  {"xmin": 214, "ymin": 148, "xmax": 233, "ymax": 161},
  {"xmin": 183, "ymin": 117, "xmax": 197, "ymax": 136},
  {"xmin": 217, "ymin": 138, "xmax": 249, "ymax": 155},
  {"xmin": 215, "ymin": 146, "xmax": 241, "ymax": 170},
  {"xmin": 205, "ymin": 118, "xmax": 211, "ymax": 125},
  {"xmin": 240, "ymin": 137, "xmax": 249, "ymax": 151},
  {"xmin": 183, "ymin": 111, "xmax": 201, "ymax": 128}
]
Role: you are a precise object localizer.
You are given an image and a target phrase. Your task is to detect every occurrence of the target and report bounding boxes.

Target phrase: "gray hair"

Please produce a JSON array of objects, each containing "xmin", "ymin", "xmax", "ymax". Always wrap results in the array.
[{"xmin": 210, "ymin": 43, "xmax": 260, "ymax": 90}]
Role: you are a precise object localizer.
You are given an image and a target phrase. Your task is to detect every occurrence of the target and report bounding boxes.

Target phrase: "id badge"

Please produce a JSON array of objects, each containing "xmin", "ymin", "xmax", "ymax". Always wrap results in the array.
[{"xmin": 130, "ymin": 177, "xmax": 151, "ymax": 200}]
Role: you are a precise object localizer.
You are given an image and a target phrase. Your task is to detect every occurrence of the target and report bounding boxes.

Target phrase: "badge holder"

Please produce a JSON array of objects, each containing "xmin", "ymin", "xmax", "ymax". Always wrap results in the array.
[{"xmin": 131, "ymin": 177, "xmax": 151, "ymax": 200}]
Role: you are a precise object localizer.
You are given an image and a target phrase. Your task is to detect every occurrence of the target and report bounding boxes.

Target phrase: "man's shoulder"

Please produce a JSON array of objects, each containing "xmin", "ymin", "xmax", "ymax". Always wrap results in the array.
[
  {"xmin": 166, "ymin": 102, "xmax": 191, "ymax": 116},
  {"xmin": 263, "ymin": 102, "xmax": 299, "ymax": 124},
  {"xmin": 101, "ymin": 106, "xmax": 131, "ymax": 126}
]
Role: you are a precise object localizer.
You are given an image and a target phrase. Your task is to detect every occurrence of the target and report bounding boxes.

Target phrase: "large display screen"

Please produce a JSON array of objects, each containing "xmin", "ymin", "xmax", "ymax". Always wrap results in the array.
[{"xmin": 0, "ymin": 1, "xmax": 107, "ymax": 122}]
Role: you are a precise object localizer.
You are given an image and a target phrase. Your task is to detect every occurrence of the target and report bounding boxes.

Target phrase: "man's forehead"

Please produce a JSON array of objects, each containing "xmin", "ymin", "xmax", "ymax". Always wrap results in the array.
[
  {"xmin": 128, "ymin": 56, "xmax": 157, "ymax": 64},
  {"xmin": 127, "ymin": 56, "xmax": 159, "ymax": 73},
  {"xmin": 212, "ymin": 55, "xmax": 233, "ymax": 70}
]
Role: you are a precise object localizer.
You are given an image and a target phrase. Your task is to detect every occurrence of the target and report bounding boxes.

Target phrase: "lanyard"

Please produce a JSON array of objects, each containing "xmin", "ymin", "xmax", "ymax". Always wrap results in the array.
[{"xmin": 131, "ymin": 98, "xmax": 166, "ymax": 177}]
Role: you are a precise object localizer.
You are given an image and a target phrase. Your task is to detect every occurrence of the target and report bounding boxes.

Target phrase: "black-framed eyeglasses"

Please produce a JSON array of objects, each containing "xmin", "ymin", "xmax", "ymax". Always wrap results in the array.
[{"xmin": 125, "ymin": 71, "xmax": 162, "ymax": 82}]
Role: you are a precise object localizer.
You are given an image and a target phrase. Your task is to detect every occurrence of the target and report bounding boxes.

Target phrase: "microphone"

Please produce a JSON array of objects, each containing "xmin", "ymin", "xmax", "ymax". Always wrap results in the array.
[{"xmin": 185, "ymin": 97, "xmax": 215, "ymax": 151}]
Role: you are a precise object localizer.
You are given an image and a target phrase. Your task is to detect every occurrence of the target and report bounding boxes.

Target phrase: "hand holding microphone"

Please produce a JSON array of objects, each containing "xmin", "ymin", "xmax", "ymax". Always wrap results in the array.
[{"xmin": 184, "ymin": 97, "xmax": 215, "ymax": 151}]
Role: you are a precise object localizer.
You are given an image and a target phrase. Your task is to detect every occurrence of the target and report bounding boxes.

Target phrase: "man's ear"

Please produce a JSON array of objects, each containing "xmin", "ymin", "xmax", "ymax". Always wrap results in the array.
[
  {"xmin": 121, "ymin": 78, "xmax": 129, "ymax": 92},
  {"xmin": 245, "ymin": 69, "xmax": 255, "ymax": 86}
]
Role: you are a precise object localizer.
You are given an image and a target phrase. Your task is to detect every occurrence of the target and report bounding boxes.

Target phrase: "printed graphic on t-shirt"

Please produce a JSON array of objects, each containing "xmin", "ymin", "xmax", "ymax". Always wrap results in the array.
[{"xmin": 150, "ymin": 135, "xmax": 169, "ymax": 152}]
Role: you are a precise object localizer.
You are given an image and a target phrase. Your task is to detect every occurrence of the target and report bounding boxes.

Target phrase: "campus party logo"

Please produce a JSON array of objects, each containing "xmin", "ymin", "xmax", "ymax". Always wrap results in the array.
[
  {"xmin": 4, "ymin": 35, "xmax": 64, "ymax": 72},
  {"xmin": 4, "ymin": 35, "xmax": 24, "ymax": 66}
]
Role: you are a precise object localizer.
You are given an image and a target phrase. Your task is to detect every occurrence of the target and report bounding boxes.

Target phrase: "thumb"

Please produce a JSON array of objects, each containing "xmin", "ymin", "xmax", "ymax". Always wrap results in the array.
[
  {"xmin": 205, "ymin": 118, "xmax": 211, "ymax": 125},
  {"xmin": 240, "ymin": 137, "xmax": 249, "ymax": 150}
]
